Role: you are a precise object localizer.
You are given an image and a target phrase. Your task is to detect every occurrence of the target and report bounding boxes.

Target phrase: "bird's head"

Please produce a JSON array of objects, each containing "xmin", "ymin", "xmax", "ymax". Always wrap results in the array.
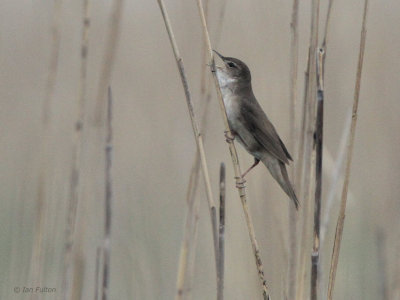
[{"xmin": 213, "ymin": 50, "xmax": 251, "ymax": 87}]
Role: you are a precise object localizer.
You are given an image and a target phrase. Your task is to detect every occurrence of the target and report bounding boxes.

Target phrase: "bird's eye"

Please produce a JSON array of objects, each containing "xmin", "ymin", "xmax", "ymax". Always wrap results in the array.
[{"xmin": 227, "ymin": 62, "xmax": 236, "ymax": 68}]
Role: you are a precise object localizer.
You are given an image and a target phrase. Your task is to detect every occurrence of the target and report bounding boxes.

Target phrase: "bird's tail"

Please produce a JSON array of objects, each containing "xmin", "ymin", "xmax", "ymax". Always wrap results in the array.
[{"xmin": 262, "ymin": 158, "xmax": 299, "ymax": 210}]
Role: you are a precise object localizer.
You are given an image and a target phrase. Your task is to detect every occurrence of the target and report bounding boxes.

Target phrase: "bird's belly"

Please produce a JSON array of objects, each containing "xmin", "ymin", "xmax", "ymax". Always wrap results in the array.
[
  {"xmin": 222, "ymin": 90, "xmax": 264, "ymax": 158},
  {"xmin": 222, "ymin": 92, "xmax": 238, "ymax": 120},
  {"xmin": 236, "ymin": 130, "xmax": 264, "ymax": 159}
]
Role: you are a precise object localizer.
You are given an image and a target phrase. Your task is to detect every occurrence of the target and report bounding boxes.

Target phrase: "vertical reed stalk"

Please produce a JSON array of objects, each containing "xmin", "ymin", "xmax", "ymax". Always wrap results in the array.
[
  {"xmin": 319, "ymin": 111, "xmax": 351, "ymax": 248},
  {"xmin": 185, "ymin": 3, "xmax": 227, "ymax": 295},
  {"xmin": 296, "ymin": 1, "xmax": 320, "ymax": 299},
  {"xmin": 102, "ymin": 87, "xmax": 114, "ymax": 300},
  {"xmin": 196, "ymin": 0, "xmax": 270, "ymax": 298},
  {"xmin": 288, "ymin": 0, "xmax": 299, "ymax": 298},
  {"xmin": 94, "ymin": 0, "xmax": 124, "ymax": 124},
  {"xmin": 42, "ymin": 0, "xmax": 63, "ymax": 124},
  {"xmin": 217, "ymin": 163, "xmax": 226, "ymax": 300},
  {"xmin": 94, "ymin": 247, "xmax": 101, "ymax": 300},
  {"xmin": 321, "ymin": 0, "xmax": 334, "ymax": 50},
  {"xmin": 175, "ymin": 2, "xmax": 227, "ymax": 298},
  {"xmin": 310, "ymin": 48, "xmax": 324, "ymax": 300},
  {"xmin": 30, "ymin": 2, "xmax": 63, "ymax": 298},
  {"xmin": 327, "ymin": 1, "xmax": 369, "ymax": 298},
  {"xmin": 156, "ymin": 1, "xmax": 219, "ymax": 294},
  {"xmin": 175, "ymin": 160, "xmax": 201, "ymax": 300},
  {"xmin": 62, "ymin": 1, "xmax": 91, "ymax": 299},
  {"xmin": 316, "ymin": 1, "xmax": 334, "ymax": 296},
  {"xmin": 289, "ymin": 0, "xmax": 300, "ymax": 170}
]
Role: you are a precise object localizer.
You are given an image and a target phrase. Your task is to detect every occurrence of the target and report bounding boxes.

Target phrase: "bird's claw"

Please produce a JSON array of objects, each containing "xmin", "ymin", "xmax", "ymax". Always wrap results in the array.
[
  {"xmin": 235, "ymin": 176, "xmax": 246, "ymax": 189},
  {"xmin": 224, "ymin": 130, "xmax": 235, "ymax": 143}
]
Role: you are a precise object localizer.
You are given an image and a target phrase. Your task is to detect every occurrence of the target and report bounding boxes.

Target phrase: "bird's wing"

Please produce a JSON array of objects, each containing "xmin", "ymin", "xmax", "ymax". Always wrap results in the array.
[
  {"xmin": 279, "ymin": 137, "xmax": 293, "ymax": 161},
  {"xmin": 240, "ymin": 98, "xmax": 292, "ymax": 164}
]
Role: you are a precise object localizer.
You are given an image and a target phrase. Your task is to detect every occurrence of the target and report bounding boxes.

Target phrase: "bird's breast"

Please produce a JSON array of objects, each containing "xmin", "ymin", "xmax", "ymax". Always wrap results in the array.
[
  {"xmin": 221, "ymin": 89, "xmax": 241, "ymax": 124},
  {"xmin": 216, "ymin": 70, "xmax": 243, "ymax": 129}
]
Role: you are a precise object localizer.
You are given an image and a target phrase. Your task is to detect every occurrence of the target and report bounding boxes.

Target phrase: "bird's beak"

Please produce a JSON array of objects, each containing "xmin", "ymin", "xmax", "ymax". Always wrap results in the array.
[
  {"xmin": 212, "ymin": 50, "xmax": 226, "ymax": 70},
  {"xmin": 213, "ymin": 49, "xmax": 226, "ymax": 61}
]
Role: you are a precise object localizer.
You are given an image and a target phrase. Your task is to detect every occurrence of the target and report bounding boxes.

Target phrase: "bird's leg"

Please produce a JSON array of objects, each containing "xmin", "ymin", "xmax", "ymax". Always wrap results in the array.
[
  {"xmin": 224, "ymin": 130, "xmax": 236, "ymax": 143},
  {"xmin": 241, "ymin": 158, "xmax": 260, "ymax": 178},
  {"xmin": 235, "ymin": 159, "xmax": 260, "ymax": 188}
]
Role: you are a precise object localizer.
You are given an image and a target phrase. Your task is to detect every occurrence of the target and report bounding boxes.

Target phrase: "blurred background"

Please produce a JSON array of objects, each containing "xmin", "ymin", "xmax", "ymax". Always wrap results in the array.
[{"xmin": 1, "ymin": 0, "xmax": 400, "ymax": 299}]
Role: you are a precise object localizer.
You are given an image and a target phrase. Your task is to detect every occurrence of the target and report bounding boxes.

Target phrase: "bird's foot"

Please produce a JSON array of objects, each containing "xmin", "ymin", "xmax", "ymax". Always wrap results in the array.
[
  {"xmin": 235, "ymin": 176, "xmax": 246, "ymax": 189},
  {"xmin": 224, "ymin": 130, "xmax": 235, "ymax": 143}
]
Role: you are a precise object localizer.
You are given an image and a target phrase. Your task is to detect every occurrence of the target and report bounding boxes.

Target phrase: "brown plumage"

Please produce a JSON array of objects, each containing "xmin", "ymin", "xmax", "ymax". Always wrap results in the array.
[{"xmin": 214, "ymin": 50, "xmax": 299, "ymax": 209}]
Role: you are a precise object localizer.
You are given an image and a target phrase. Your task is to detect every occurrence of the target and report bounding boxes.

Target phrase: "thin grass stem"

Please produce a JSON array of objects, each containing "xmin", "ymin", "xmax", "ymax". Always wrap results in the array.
[
  {"xmin": 94, "ymin": 0, "xmax": 124, "ymax": 124},
  {"xmin": 156, "ymin": 2, "xmax": 219, "ymax": 296},
  {"xmin": 310, "ymin": 48, "xmax": 324, "ymax": 300},
  {"xmin": 288, "ymin": 0, "xmax": 299, "ymax": 298},
  {"xmin": 327, "ymin": 1, "xmax": 369, "ymax": 298},
  {"xmin": 296, "ymin": 1, "xmax": 320, "ymax": 298},
  {"xmin": 196, "ymin": 0, "xmax": 270, "ymax": 298},
  {"xmin": 217, "ymin": 163, "xmax": 226, "ymax": 300},
  {"xmin": 62, "ymin": 1, "xmax": 91, "ymax": 298},
  {"xmin": 101, "ymin": 87, "xmax": 114, "ymax": 300}
]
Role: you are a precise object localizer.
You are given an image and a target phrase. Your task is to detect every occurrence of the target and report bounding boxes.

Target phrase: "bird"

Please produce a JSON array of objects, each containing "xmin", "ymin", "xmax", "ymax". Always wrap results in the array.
[{"xmin": 213, "ymin": 50, "xmax": 299, "ymax": 210}]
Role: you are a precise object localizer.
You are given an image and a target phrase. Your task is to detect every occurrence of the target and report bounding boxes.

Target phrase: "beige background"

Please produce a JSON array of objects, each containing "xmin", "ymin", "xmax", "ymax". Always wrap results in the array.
[{"xmin": 1, "ymin": 0, "xmax": 399, "ymax": 299}]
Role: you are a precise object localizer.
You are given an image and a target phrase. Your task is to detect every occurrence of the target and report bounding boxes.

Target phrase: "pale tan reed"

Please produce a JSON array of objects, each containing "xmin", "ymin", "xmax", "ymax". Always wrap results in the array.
[
  {"xmin": 327, "ymin": 0, "xmax": 369, "ymax": 298},
  {"xmin": 29, "ymin": 2, "xmax": 64, "ymax": 299},
  {"xmin": 156, "ymin": 2, "xmax": 220, "ymax": 299},
  {"xmin": 296, "ymin": 1, "xmax": 320, "ymax": 299},
  {"xmin": 196, "ymin": 0, "xmax": 271, "ymax": 298},
  {"xmin": 94, "ymin": 0, "xmax": 124, "ymax": 124},
  {"xmin": 287, "ymin": 0, "xmax": 299, "ymax": 298},
  {"xmin": 62, "ymin": 1, "xmax": 91, "ymax": 299},
  {"xmin": 174, "ymin": 1, "xmax": 228, "ymax": 298}
]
